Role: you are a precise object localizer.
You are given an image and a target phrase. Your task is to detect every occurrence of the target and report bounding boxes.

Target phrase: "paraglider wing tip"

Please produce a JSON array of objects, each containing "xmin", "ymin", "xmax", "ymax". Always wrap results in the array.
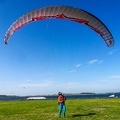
[
  {"xmin": 4, "ymin": 41, "xmax": 8, "ymax": 45},
  {"xmin": 107, "ymin": 38, "xmax": 114, "ymax": 47}
]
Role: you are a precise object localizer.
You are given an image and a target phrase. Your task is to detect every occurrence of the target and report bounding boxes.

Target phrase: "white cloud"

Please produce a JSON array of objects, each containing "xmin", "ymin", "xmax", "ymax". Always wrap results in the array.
[
  {"xmin": 88, "ymin": 59, "xmax": 103, "ymax": 64},
  {"xmin": 55, "ymin": 81, "xmax": 120, "ymax": 93},
  {"xmin": 23, "ymin": 82, "xmax": 53, "ymax": 87},
  {"xmin": 10, "ymin": 77, "xmax": 120, "ymax": 95},
  {"xmin": 20, "ymin": 78, "xmax": 55, "ymax": 88},
  {"xmin": 69, "ymin": 70, "xmax": 76, "ymax": 73},
  {"xmin": 99, "ymin": 75, "xmax": 120, "ymax": 83},
  {"xmin": 98, "ymin": 60, "xmax": 103, "ymax": 64},
  {"xmin": 106, "ymin": 75, "xmax": 120, "ymax": 79},
  {"xmin": 75, "ymin": 64, "xmax": 82, "ymax": 68}
]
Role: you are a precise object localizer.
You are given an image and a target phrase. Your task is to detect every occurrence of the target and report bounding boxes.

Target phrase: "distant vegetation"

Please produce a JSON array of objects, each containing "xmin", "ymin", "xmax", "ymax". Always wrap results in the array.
[{"xmin": 80, "ymin": 92, "xmax": 95, "ymax": 95}]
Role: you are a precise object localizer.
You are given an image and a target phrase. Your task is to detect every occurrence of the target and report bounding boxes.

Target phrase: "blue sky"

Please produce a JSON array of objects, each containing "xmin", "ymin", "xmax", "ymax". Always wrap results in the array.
[{"xmin": 0, "ymin": 0, "xmax": 120, "ymax": 96}]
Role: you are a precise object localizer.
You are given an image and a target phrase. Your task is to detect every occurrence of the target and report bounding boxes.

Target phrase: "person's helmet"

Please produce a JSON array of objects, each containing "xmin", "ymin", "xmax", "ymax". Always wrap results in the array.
[{"xmin": 58, "ymin": 92, "xmax": 62, "ymax": 95}]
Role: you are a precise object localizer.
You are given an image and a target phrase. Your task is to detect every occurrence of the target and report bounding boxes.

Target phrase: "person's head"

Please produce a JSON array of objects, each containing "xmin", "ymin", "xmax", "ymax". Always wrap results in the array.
[{"xmin": 58, "ymin": 92, "xmax": 62, "ymax": 95}]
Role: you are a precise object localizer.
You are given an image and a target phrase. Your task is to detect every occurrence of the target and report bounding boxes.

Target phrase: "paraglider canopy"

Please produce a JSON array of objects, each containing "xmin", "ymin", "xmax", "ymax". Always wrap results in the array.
[{"xmin": 4, "ymin": 5, "xmax": 114, "ymax": 46}]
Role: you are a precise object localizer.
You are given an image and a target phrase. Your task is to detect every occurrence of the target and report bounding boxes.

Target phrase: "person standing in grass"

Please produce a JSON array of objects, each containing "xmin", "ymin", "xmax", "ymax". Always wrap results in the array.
[{"xmin": 58, "ymin": 92, "xmax": 66, "ymax": 117}]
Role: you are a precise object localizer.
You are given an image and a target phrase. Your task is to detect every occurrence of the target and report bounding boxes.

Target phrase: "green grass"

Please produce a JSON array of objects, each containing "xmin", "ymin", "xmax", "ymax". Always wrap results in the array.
[{"xmin": 0, "ymin": 98, "xmax": 120, "ymax": 120}]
